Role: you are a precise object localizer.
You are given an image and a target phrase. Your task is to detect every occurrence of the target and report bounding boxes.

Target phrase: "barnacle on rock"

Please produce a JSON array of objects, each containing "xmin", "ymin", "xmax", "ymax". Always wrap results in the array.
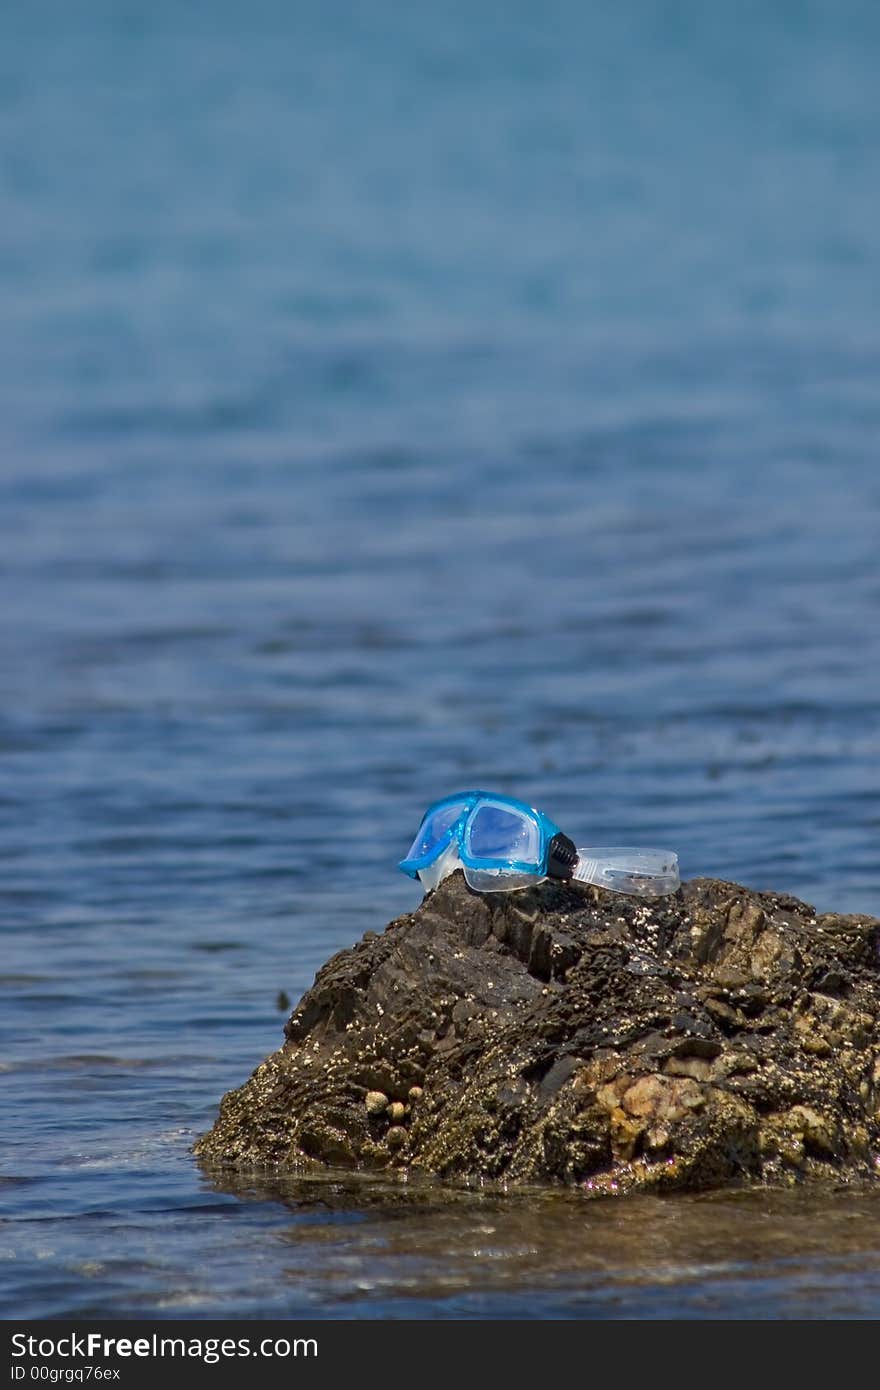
[{"xmin": 195, "ymin": 874, "xmax": 880, "ymax": 1195}]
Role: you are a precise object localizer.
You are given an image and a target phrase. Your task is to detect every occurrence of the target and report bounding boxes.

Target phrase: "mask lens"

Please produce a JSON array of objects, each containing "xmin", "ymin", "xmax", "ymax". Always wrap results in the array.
[
  {"xmin": 467, "ymin": 803, "xmax": 540, "ymax": 866},
  {"xmin": 404, "ymin": 801, "xmax": 468, "ymax": 863},
  {"xmin": 463, "ymin": 865, "xmax": 539, "ymax": 893}
]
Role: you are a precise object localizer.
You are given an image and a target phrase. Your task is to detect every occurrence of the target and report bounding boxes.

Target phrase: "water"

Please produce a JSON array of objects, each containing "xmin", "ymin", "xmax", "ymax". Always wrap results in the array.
[{"xmin": 1, "ymin": 0, "xmax": 879, "ymax": 1319}]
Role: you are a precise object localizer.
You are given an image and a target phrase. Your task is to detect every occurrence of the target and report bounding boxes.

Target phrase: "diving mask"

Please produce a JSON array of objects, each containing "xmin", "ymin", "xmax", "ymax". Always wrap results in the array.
[{"xmin": 399, "ymin": 791, "xmax": 679, "ymax": 898}]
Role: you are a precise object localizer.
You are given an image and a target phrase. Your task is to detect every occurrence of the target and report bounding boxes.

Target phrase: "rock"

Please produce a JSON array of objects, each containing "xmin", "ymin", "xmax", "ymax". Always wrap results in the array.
[{"xmin": 194, "ymin": 873, "xmax": 880, "ymax": 1194}]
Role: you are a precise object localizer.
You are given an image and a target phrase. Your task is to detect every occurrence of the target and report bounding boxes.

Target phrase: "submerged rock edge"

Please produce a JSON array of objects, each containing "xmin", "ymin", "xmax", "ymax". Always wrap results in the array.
[{"xmin": 195, "ymin": 874, "xmax": 880, "ymax": 1195}]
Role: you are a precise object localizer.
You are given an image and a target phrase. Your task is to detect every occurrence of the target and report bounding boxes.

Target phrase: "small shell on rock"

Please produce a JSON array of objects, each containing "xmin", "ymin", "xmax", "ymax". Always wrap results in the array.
[
  {"xmin": 387, "ymin": 1101, "xmax": 406, "ymax": 1122},
  {"xmin": 408, "ymin": 1086, "xmax": 424, "ymax": 1102},
  {"xmin": 386, "ymin": 1125, "xmax": 408, "ymax": 1148},
  {"xmin": 365, "ymin": 1090, "xmax": 389, "ymax": 1116}
]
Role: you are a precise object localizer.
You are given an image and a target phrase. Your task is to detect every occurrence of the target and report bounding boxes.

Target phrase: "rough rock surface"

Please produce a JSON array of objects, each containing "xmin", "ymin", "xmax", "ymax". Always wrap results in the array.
[{"xmin": 195, "ymin": 874, "xmax": 880, "ymax": 1193}]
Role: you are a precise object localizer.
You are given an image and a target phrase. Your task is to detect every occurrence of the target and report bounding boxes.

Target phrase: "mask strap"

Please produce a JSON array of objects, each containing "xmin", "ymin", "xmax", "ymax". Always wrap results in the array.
[{"xmin": 572, "ymin": 848, "xmax": 680, "ymax": 898}]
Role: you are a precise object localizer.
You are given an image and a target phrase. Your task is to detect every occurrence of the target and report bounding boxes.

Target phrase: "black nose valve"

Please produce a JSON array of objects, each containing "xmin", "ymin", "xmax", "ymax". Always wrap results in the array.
[{"xmin": 546, "ymin": 831, "xmax": 578, "ymax": 880}]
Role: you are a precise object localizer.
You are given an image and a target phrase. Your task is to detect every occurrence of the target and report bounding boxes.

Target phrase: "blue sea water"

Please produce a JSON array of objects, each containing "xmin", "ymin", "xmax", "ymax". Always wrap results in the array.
[{"xmin": 1, "ymin": 0, "xmax": 879, "ymax": 1319}]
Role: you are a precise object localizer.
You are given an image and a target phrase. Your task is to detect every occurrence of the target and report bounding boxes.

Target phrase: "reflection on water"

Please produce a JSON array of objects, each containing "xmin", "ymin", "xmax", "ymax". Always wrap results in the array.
[{"xmin": 203, "ymin": 1169, "xmax": 880, "ymax": 1318}]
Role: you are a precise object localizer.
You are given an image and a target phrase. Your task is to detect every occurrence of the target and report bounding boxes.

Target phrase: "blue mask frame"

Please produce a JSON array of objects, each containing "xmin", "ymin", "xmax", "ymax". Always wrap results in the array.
[{"xmin": 399, "ymin": 790, "xmax": 568, "ymax": 879}]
